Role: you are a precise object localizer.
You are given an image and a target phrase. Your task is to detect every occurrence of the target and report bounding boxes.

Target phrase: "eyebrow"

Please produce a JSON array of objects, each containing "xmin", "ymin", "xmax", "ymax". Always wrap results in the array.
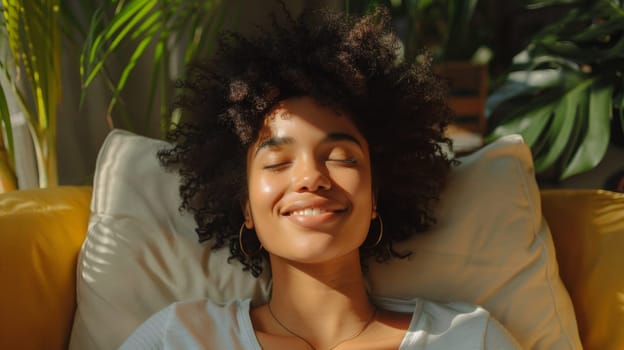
[
  {"xmin": 254, "ymin": 132, "xmax": 362, "ymax": 156},
  {"xmin": 325, "ymin": 132, "xmax": 361, "ymax": 146},
  {"xmin": 255, "ymin": 137, "xmax": 294, "ymax": 156}
]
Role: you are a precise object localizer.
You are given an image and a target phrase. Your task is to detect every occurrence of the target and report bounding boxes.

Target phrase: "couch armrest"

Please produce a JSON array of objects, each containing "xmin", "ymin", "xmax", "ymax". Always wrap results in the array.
[
  {"xmin": 0, "ymin": 186, "xmax": 92, "ymax": 350},
  {"xmin": 541, "ymin": 189, "xmax": 624, "ymax": 350}
]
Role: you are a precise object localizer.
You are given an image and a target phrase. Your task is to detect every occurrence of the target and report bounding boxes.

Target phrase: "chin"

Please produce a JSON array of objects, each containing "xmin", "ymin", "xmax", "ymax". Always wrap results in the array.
[{"xmin": 273, "ymin": 242, "xmax": 362, "ymax": 266}]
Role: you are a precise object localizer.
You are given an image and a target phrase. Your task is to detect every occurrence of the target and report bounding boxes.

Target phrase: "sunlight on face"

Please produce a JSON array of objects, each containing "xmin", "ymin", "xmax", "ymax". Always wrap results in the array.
[{"xmin": 244, "ymin": 97, "xmax": 375, "ymax": 265}]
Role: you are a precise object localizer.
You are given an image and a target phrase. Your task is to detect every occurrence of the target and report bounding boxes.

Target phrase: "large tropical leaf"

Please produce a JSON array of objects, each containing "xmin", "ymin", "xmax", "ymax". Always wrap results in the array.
[
  {"xmin": 488, "ymin": 60, "xmax": 615, "ymax": 180},
  {"xmin": 529, "ymin": 1, "xmax": 624, "ymax": 63},
  {"xmin": 561, "ymin": 81, "xmax": 613, "ymax": 178},
  {"xmin": 486, "ymin": 0, "xmax": 624, "ymax": 181}
]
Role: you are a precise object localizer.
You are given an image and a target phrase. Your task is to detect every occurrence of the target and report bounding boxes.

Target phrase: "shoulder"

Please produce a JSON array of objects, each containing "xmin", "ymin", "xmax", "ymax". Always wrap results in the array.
[
  {"xmin": 142, "ymin": 298, "xmax": 243, "ymax": 329},
  {"xmin": 419, "ymin": 300, "xmax": 521, "ymax": 348},
  {"xmin": 119, "ymin": 298, "xmax": 252, "ymax": 350},
  {"xmin": 373, "ymin": 297, "xmax": 489, "ymax": 332},
  {"xmin": 374, "ymin": 295, "xmax": 487, "ymax": 318},
  {"xmin": 373, "ymin": 297, "xmax": 520, "ymax": 349}
]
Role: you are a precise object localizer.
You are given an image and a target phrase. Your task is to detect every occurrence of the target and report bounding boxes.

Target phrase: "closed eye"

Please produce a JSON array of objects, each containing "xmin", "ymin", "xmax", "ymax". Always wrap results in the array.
[
  {"xmin": 263, "ymin": 162, "xmax": 291, "ymax": 170},
  {"xmin": 327, "ymin": 158, "xmax": 357, "ymax": 165}
]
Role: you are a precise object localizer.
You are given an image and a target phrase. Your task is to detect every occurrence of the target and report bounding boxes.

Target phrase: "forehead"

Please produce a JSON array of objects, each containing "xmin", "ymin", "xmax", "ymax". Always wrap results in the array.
[{"xmin": 256, "ymin": 97, "xmax": 362, "ymax": 141}]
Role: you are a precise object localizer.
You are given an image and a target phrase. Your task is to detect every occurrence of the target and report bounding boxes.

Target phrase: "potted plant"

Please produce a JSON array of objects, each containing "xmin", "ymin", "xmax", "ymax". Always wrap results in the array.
[
  {"xmin": 80, "ymin": 0, "xmax": 235, "ymax": 135},
  {"xmin": 0, "ymin": 0, "xmax": 62, "ymax": 189},
  {"xmin": 0, "ymin": 0, "xmax": 232, "ymax": 190},
  {"xmin": 486, "ymin": 0, "xmax": 624, "ymax": 181}
]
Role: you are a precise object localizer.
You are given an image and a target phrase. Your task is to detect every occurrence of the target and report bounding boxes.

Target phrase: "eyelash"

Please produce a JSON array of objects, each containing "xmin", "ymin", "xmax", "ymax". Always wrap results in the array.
[
  {"xmin": 328, "ymin": 158, "xmax": 357, "ymax": 165},
  {"xmin": 262, "ymin": 162, "xmax": 290, "ymax": 170},
  {"xmin": 263, "ymin": 158, "xmax": 356, "ymax": 170}
]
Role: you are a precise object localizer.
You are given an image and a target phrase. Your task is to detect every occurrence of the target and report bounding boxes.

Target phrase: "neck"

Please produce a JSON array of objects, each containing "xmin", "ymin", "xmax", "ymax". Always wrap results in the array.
[{"xmin": 267, "ymin": 251, "xmax": 375, "ymax": 349}]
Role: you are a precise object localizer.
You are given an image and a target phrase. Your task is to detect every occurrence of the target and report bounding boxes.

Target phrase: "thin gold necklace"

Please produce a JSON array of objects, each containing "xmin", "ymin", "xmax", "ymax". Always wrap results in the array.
[{"xmin": 267, "ymin": 302, "xmax": 377, "ymax": 350}]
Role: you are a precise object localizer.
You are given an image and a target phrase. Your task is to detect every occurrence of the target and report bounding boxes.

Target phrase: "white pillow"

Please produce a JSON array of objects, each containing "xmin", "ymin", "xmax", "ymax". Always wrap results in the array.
[{"xmin": 69, "ymin": 129, "xmax": 581, "ymax": 350}]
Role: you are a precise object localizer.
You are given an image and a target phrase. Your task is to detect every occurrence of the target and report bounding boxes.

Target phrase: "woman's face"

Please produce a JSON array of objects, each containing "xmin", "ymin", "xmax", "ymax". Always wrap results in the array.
[{"xmin": 245, "ymin": 96, "xmax": 375, "ymax": 264}]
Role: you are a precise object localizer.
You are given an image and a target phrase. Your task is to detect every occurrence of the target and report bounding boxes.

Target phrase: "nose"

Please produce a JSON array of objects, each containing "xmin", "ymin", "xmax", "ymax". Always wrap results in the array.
[{"xmin": 292, "ymin": 156, "xmax": 331, "ymax": 192}]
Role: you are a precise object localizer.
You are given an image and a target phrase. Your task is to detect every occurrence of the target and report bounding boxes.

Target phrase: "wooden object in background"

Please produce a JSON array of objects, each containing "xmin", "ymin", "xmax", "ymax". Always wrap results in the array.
[{"xmin": 435, "ymin": 62, "xmax": 488, "ymax": 153}]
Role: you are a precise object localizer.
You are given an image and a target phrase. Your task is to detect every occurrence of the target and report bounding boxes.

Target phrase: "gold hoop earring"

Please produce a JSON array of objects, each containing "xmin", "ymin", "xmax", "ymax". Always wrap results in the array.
[
  {"xmin": 239, "ymin": 223, "xmax": 263, "ymax": 257},
  {"xmin": 364, "ymin": 214, "xmax": 383, "ymax": 248}
]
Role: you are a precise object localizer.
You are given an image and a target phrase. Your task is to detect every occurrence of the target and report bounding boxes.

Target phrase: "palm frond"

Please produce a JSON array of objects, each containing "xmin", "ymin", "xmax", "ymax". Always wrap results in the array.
[
  {"xmin": 0, "ymin": 74, "xmax": 14, "ymax": 172},
  {"xmin": 80, "ymin": 0, "xmax": 230, "ymax": 135},
  {"xmin": 1, "ymin": 0, "xmax": 61, "ymax": 186}
]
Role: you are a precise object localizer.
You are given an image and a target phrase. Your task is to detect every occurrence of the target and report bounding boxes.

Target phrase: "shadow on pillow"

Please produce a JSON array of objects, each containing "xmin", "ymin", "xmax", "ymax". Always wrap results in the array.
[{"xmin": 70, "ymin": 129, "xmax": 581, "ymax": 350}]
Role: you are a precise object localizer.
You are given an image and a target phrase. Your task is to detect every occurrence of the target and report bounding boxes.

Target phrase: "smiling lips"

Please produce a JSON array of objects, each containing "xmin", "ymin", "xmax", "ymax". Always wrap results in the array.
[
  {"xmin": 282, "ymin": 205, "xmax": 346, "ymax": 217},
  {"xmin": 282, "ymin": 202, "xmax": 347, "ymax": 229},
  {"xmin": 289, "ymin": 208, "xmax": 332, "ymax": 216}
]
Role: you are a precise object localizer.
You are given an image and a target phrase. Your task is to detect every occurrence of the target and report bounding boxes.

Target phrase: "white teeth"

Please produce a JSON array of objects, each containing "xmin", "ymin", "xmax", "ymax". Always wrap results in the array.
[{"xmin": 291, "ymin": 208, "xmax": 328, "ymax": 216}]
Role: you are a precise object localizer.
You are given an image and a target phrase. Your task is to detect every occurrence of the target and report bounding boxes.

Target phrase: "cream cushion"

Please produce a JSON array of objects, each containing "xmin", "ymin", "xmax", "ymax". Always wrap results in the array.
[{"xmin": 69, "ymin": 129, "xmax": 582, "ymax": 349}]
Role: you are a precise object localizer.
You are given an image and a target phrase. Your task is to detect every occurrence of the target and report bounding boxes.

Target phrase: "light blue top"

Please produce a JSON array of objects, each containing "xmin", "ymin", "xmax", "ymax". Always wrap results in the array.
[{"xmin": 119, "ymin": 297, "xmax": 521, "ymax": 349}]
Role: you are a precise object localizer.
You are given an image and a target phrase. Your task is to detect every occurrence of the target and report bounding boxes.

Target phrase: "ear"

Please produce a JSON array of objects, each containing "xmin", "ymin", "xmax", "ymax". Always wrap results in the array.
[{"xmin": 243, "ymin": 200, "xmax": 254, "ymax": 229}]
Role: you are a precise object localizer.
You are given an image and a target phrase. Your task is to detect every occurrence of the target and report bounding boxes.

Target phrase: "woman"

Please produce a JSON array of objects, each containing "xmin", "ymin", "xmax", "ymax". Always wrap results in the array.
[{"xmin": 120, "ymin": 5, "xmax": 520, "ymax": 350}]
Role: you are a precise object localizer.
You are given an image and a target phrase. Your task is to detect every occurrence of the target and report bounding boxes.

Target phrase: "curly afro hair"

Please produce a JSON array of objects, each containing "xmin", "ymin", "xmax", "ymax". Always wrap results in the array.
[{"xmin": 158, "ymin": 5, "xmax": 455, "ymax": 277}]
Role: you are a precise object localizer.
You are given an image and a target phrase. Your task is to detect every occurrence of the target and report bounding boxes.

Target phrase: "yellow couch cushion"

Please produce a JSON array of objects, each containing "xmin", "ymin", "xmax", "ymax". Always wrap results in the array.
[
  {"xmin": 541, "ymin": 189, "xmax": 624, "ymax": 350},
  {"xmin": 0, "ymin": 186, "xmax": 91, "ymax": 350}
]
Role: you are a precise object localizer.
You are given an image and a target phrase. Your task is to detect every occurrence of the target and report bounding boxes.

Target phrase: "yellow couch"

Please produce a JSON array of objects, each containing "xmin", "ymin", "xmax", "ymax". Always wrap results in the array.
[{"xmin": 0, "ymin": 186, "xmax": 622, "ymax": 350}]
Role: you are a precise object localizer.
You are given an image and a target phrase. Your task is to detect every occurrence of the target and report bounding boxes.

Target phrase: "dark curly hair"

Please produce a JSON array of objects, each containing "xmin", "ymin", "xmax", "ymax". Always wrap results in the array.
[{"xmin": 158, "ymin": 5, "xmax": 455, "ymax": 277}]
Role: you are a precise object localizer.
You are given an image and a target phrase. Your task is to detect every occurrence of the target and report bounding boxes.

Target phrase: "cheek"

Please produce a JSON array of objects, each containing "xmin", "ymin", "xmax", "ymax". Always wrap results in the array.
[
  {"xmin": 248, "ymin": 171, "xmax": 282, "ymax": 213},
  {"xmin": 333, "ymin": 167, "xmax": 373, "ymax": 199}
]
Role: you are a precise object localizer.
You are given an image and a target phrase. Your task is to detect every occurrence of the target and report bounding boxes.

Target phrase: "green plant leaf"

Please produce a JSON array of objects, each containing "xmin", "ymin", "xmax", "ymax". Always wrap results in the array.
[
  {"xmin": 0, "ymin": 82, "xmax": 14, "ymax": 170},
  {"xmin": 182, "ymin": 11, "xmax": 205, "ymax": 64},
  {"xmin": 59, "ymin": 0, "xmax": 91, "ymax": 46},
  {"xmin": 79, "ymin": 6, "xmax": 103, "ymax": 80},
  {"xmin": 487, "ymin": 0, "xmax": 624, "ymax": 180},
  {"xmin": 0, "ymin": 7, "xmax": 15, "ymax": 168},
  {"xmin": 78, "ymin": 0, "xmax": 232, "ymax": 134},
  {"xmin": 532, "ymin": 78, "xmax": 591, "ymax": 173},
  {"xmin": 105, "ymin": 5, "xmax": 164, "ymax": 113},
  {"xmin": 107, "ymin": 32, "xmax": 156, "ymax": 117},
  {"xmin": 447, "ymin": 0, "xmax": 477, "ymax": 37},
  {"xmin": 1, "ymin": 1, "xmax": 23, "ymax": 70},
  {"xmin": 560, "ymin": 81, "xmax": 613, "ymax": 179},
  {"xmin": 554, "ymin": 81, "xmax": 587, "ymax": 177},
  {"xmin": 26, "ymin": 0, "xmax": 62, "ymax": 130},
  {"xmin": 26, "ymin": 0, "xmax": 61, "ymax": 185},
  {"xmin": 82, "ymin": 0, "xmax": 159, "ymax": 87},
  {"xmin": 486, "ymin": 66, "xmax": 564, "ymax": 116},
  {"xmin": 187, "ymin": 2, "xmax": 228, "ymax": 62},
  {"xmin": 407, "ymin": 0, "xmax": 433, "ymax": 12},
  {"xmin": 528, "ymin": 0, "xmax": 624, "ymax": 63},
  {"xmin": 144, "ymin": 39, "xmax": 165, "ymax": 131},
  {"xmin": 0, "ymin": 0, "xmax": 61, "ymax": 186},
  {"xmin": 615, "ymin": 88, "xmax": 624, "ymax": 135},
  {"xmin": 487, "ymin": 102, "xmax": 555, "ymax": 146},
  {"xmin": 525, "ymin": 0, "xmax": 585, "ymax": 10},
  {"xmin": 488, "ymin": 70, "xmax": 601, "ymax": 180}
]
